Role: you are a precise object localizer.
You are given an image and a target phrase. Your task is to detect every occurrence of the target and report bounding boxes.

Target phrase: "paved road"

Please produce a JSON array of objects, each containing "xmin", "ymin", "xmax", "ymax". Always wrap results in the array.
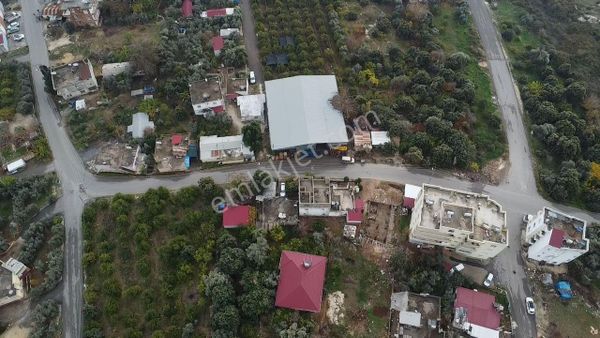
[
  {"xmin": 18, "ymin": 0, "xmax": 599, "ymax": 337},
  {"xmin": 467, "ymin": 0, "xmax": 540, "ymax": 336},
  {"xmin": 239, "ymin": 0, "xmax": 263, "ymax": 84},
  {"xmin": 20, "ymin": 1, "xmax": 86, "ymax": 337}
]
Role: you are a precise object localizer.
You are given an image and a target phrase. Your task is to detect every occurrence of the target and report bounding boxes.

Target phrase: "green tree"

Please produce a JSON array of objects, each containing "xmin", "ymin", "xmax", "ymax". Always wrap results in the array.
[
  {"xmin": 242, "ymin": 122, "xmax": 263, "ymax": 155},
  {"xmin": 217, "ymin": 247, "xmax": 245, "ymax": 275},
  {"xmin": 432, "ymin": 144, "xmax": 454, "ymax": 168}
]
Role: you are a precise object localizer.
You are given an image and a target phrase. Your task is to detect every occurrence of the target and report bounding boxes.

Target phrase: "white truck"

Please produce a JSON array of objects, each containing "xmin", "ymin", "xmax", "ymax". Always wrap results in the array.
[
  {"xmin": 6, "ymin": 158, "xmax": 26, "ymax": 175},
  {"xmin": 341, "ymin": 156, "xmax": 355, "ymax": 164}
]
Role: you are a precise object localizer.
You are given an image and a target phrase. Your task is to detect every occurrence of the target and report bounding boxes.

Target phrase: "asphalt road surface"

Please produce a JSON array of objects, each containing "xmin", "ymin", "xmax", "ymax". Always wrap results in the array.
[
  {"xmin": 19, "ymin": 0, "xmax": 599, "ymax": 337},
  {"xmin": 239, "ymin": 0, "xmax": 263, "ymax": 84}
]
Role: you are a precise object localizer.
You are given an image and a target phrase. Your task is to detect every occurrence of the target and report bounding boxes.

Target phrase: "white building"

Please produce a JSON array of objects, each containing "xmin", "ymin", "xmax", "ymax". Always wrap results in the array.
[
  {"xmin": 220, "ymin": 28, "xmax": 241, "ymax": 37},
  {"xmin": 265, "ymin": 75, "xmax": 348, "ymax": 151},
  {"xmin": 127, "ymin": 112, "xmax": 154, "ymax": 139},
  {"xmin": 0, "ymin": 3, "xmax": 8, "ymax": 53},
  {"xmin": 189, "ymin": 78, "xmax": 224, "ymax": 116},
  {"xmin": 298, "ymin": 177, "xmax": 359, "ymax": 217},
  {"xmin": 409, "ymin": 184, "xmax": 508, "ymax": 260},
  {"xmin": 526, "ymin": 207, "xmax": 589, "ymax": 265},
  {"xmin": 199, "ymin": 135, "xmax": 253, "ymax": 164},
  {"xmin": 237, "ymin": 94, "xmax": 265, "ymax": 122}
]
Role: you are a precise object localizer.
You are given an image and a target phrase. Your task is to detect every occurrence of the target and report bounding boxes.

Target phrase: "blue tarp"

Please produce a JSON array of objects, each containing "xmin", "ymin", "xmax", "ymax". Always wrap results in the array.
[
  {"xmin": 184, "ymin": 156, "xmax": 190, "ymax": 169},
  {"xmin": 556, "ymin": 281, "xmax": 573, "ymax": 300}
]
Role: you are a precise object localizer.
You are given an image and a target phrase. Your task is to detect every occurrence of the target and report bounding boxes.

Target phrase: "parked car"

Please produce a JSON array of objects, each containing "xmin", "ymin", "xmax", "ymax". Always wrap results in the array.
[
  {"xmin": 483, "ymin": 272, "xmax": 494, "ymax": 287},
  {"xmin": 7, "ymin": 26, "xmax": 20, "ymax": 34},
  {"xmin": 451, "ymin": 263, "xmax": 465, "ymax": 274},
  {"xmin": 249, "ymin": 71, "xmax": 256, "ymax": 84},
  {"xmin": 523, "ymin": 214, "xmax": 533, "ymax": 224},
  {"xmin": 5, "ymin": 12, "xmax": 21, "ymax": 23},
  {"xmin": 13, "ymin": 34, "xmax": 25, "ymax": 42},
  {"xmin": 280, "ymin": 181, "xmax": 286, "ymax": 197},
  {"xmin": 341, "ymin": 156, "xmax": 355, "ymax": 164},
  {"xmin": 525, "ymin": 297, "xmax": 535, "ymax": 315},
  {"xmin": 8, "ymin": 22, "xmax": 20, "ymax": 28}
]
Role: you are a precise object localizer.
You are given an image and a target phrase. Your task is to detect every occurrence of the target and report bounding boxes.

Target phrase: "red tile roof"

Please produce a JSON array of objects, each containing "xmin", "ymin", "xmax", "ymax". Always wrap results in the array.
[
  {"xmin": 222, "ymin": 205, "xmax": 250, "ymax": 228},
  {"xmin": 206, "ymin": 8, "xmax": 227, "ymax": 17},
  {"xmin": 226, "ymin": 93, "xmax": 239, "ymax": 100},
  {"xmin": 275, "ymin": 251, "xmax": 327, "ymax": 312},
  {"xmin": 181, "ymin": 0, "xmax": 193, "ymax": 17},
  {"xmin": 171, "ymin": 134, "xmax": 183, "ymax": 145},
  {"xmin": 211, "ymin": 36, "xmax": 224, "ymax": 51},
  {"xmin": 454, "ymin": 287, "xmax": 501, "ymax": 330},
  {"xmin": 346, "ymin": 210, "xmax": 363, "ymax": 224},
  {"xmin": 403, "ymin": 197, "xmax": 415, "ymax": 209},
  {"xmin": 549, "ymin": 228, "xmax": 565, "ymax": 248},
  {"xmin": 212, "ymin": 105, "xmax": 225, "ymax": 113},
  {"xmin": 354, "ymin": 199, "xmax": 365, "ymax": 212}
]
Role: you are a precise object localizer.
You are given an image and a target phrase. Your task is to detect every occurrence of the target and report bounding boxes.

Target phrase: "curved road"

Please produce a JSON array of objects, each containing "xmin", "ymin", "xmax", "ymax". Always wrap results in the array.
[{"xmin": 18, "ymin": 0, "xmax": 598, "ymax": 337}]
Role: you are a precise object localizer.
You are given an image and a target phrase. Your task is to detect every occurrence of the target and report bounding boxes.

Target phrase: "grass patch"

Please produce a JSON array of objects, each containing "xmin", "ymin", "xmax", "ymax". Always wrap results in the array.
[
  {"xmin": 493, "ymin": 1, "xmax": 541, "ymax": 58},
  {"xmin": 434, "ymin": 3, "xmax": 506, "ymax": 163},
  {"xmin": 545, "ymin": 296, "xmax": 600, "ymax": 337}
]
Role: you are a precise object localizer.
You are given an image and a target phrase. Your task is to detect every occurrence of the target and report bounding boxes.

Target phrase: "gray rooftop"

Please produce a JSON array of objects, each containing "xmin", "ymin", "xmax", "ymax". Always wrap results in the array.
[
  {"xmin": 127, "ymin": 112, "xmax": 154, "ymax": 139},
  {"xmin": 265, "ymin": 75, "xmax": 348, "ymax": 150}
]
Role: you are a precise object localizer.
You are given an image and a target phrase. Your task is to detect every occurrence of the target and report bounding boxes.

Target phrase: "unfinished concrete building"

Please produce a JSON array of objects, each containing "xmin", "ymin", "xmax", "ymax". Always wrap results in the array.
[
  {"xmin": 298, "ymin": 177, "xmax": 358, "ymax": 217},
  {"xmin": 409, "ymin": 184, "xmax": 508, "ymax": 260}
]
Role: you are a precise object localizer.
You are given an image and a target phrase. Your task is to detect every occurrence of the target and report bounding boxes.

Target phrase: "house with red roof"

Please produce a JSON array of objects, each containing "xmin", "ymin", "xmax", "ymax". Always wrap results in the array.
[
  {"xmin": 275, "ymin": 251, "xmax": 327, "ymax": 313},
  {"xmin": 211, "ymin": 36, "xmax": 225, "ymax": 56},
  {"xmin": 201, "ymin": 7, "xmax": 235, "ymax": 18},
  {"xmin": 346, "ymin": 198, "xmax": 364, "ymax": 224},
  {"xmin": 453, "ymin": 287, "xmax": 501, "ymax": 338},
  {"xmin": 222, "ymin": 205, "xmax": 251, "ymax": 228},
  {"xmin": 525, "ymin": 207, "xmax": 589, "ymax": 265},
  {"xmin": 181, "ymin": 0, "xmax": 193, "ymax": 17}
]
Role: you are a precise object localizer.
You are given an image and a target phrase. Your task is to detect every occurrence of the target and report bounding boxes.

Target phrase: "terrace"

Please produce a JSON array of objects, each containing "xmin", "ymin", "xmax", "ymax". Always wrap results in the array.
[
  {"xmin": 543, "ymin": 208, "xmax": 587, "ymax": 249},
  {"xmin": 420, "ymin": 185, "xmax": 506, "ymax": 243}
]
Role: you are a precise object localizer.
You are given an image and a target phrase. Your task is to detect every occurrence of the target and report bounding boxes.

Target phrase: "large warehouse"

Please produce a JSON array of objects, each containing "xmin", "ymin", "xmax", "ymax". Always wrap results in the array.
[{"xmin": 265, "ymin": 75, "xmax": 349, "ymax": 151}]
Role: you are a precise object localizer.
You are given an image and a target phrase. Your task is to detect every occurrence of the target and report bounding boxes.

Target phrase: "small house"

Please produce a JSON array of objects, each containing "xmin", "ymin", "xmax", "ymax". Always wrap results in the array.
[{"xmin": 275, "ymin": 251, "xmax": 327, "ymax": 312}]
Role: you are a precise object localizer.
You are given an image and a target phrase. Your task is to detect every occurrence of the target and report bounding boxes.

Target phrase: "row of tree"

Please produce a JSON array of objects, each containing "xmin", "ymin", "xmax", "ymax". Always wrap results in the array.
[
  {"xmin": 0, "ymin": 62, "xmax": 34, "ymax": 120},
  {"xmin": 0, "ymin": 173, "xmax": 58, "ymax": 228},
  {"xmin": 516, "ymin": 45, "xmax": 600, "ymax": 211}
]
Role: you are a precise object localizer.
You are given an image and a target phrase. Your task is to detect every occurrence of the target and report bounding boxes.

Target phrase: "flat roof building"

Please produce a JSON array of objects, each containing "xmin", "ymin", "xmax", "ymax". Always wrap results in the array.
[
  {"xmin": 525, "ymin": 207, "xmax": 589, "ymax": 265},
  {"xmin": 298, "ymin": 177, "xmax": 358, "ymax": 217},
  {"xmin": 409, "ymin": 184, "xmax": 508, "ymax": 260},
  {"xmin": 189, "ymin": 78, "xmax": 225, "ymax": 116},
  {"xmin": 199, "ymin": 135, "xmax": 253, "ymax": 164},
  {"xmin": 390, "ymin": 292, "xmax": 441, "ymax": 338},
  {"xmin": 51, "ymin": 59, "xmax": 98, "ymax": 100},
  {"xmin": 237, "ymin": 94, "xmax": 265, "ymax": 122},
  {"xmin": 265, "ymin": 75, "xmax": 348, "ymax": 151}
]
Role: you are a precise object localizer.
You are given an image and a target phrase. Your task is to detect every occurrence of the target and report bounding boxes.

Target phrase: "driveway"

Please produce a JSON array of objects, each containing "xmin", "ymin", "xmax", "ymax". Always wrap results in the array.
[{"xmin": 239, "ymin": 0, "xmax": 263, "ymax": 84}]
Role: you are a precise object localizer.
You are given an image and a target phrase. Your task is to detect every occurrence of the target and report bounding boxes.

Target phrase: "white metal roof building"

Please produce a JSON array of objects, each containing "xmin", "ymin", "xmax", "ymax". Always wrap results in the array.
[
  {"xmin": 199, "ymin": 135, "xmax": 253, "ymax": 164},
  {"xmin": 371, "ymin": 131, "xmax": 391, "ymax": 146},
  {"xmin": 237, "ymin": 94, "xmax": 265, "ymax": 122},
  {"xmin": 127, "ymin": 112, "xmax": 154, "ymax": 139},
  {"xmin": 265, "ymin": 75, "xmax": 348, "ymax": 151}
]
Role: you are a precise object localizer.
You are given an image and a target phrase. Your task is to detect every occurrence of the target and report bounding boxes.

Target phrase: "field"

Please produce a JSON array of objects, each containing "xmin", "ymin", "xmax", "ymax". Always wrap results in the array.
[
  {"xmin": 252, "ymin": 0, "xmax": 344, "ymax": 79},
  {"xmin": 82, "ymin": 179, "xmax": 392, "ymax": 337},
  {"xmin": 541, "ymin": 294, "xmax": 600, "ymax": 337}
]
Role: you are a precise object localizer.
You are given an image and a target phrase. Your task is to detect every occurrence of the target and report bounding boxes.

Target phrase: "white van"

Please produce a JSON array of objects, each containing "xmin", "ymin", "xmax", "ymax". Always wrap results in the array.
[
  {"xmin": 341, "ymin": 156, "xmax": 355, "ymax": 164},
  {"xmin": 6, "ymin": 159, "xmax": 26, "ymax": 175}
]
